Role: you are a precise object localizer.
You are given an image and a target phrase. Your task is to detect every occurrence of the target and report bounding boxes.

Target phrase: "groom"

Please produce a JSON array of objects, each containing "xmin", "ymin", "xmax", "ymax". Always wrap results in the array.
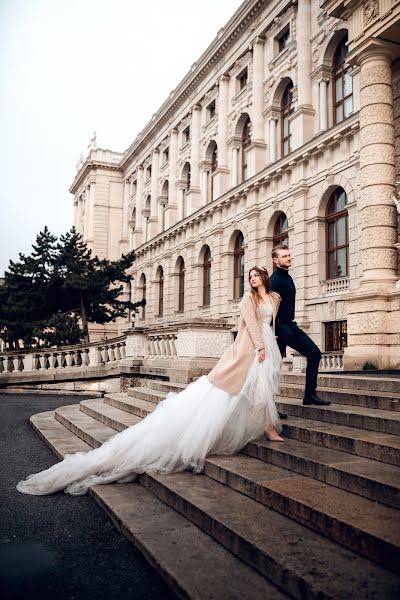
[{"xmin": 270, "ymin": 244, "xmax": 330, "ymax": 406}]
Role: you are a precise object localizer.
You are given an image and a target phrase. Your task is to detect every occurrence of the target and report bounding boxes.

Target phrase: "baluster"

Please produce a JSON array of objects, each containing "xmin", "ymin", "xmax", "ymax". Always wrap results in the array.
[
  {"xmin": 38, "ymin": 354, "xmax": 46, "ymax": 370},
  {"xmin": 75, "ymin": 351, "xmax": 82, "ymax": 367},
  {"xmin": 109, "ymin": 345, "xmax": 116, "ymax": 362},
  {"xmin": 82, "ymin": 349, "xmax": 90, "ymax": 366},
  {"xmin": 6, "ymin": 356, "xmax": 15, "ymax": 372},
  {"xmin": 51, "ymin": 353, "xmax": 59, "ymax": 369},
  {"xmin": 121, "ymin": 342, "xmax": 126, "ymax": 359},
  {"xmin": 171, "ymin": 336, "xmax": 177, "ymax": 357},
  {"xmin": 44, "ymin": 354, "xmax": 50, "ymax": 369},
  {"xmin": 33, "ymin": 354, "xmax": 41, "ymax": 370},
  {"xmin": 0, "ymin": 357, "xmax": 4, "ymax": 373},
  {"xmin": 60, "ymin": 352, "xmax": 67, "ymax": 368},
  {"xmin": 96, "ymin": 346, "xmax": 104, "ymax": 365},
  {"xmin": 115, "ymin": 344, "xmax": 121, "ymax": 360},
  {"xmin": 102, "ymin": 346, "xmax": 109, "ymax": 363},
  {"xmin": 17, "ymin": 355, "xmax": 25, "ymax": 371}
]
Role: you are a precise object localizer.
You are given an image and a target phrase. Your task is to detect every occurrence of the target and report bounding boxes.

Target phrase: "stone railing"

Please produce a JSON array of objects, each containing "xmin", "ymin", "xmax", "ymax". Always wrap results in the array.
[
  {"xmin": 146, "ymin": 332, "xmax": 178, "ymax": 358},
  {"xmin": 0, "ymin": 337, "xmax": 127, "ymax": 375},
  {"xmin": 321, "ymin": 277, "xmax": 350, "ymax": 296},
  {"xmin": 320, "ymin": 352, "xmax": 344, "ymax": 371}
]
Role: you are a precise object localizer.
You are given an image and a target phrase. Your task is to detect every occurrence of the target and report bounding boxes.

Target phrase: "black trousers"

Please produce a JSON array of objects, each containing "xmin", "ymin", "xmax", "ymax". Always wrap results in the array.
[{"xmin": 275, "ymin": 321, "xmax": 321, "ymax": 398}]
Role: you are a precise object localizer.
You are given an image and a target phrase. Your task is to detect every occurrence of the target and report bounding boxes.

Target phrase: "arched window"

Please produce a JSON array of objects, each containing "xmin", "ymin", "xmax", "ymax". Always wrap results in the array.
[
  {"xmin": 178, "ymin": 258, "xmax": 185, "ymax": 312},
  {"xmin": 326, "ymin": 188, "xmax": 348, "ymax": 279},
  {"xmin": 281, "ymin": 83, "xmax": 294, "ymax": 157},
  {"xmin": 333, "ymin": 35, "xmax": 353, "ymax": 124},
  {"xmin": 157, "ymin": 267, "xmax": 164, "ymax": 317},
  {"xmin": 210, "ymin": 145, "xmax": 218, "ymax": 201},
  {"xmin": 273, "ymin": 213, "xmax": 289, "ymax": 247},
  {"xmin": 241, "ymin": 116, "xmax": 251, "ymax": 181},
  {"xmin": 233, "ymin": 232, "xmax": 245, "ymax": 299},
  {"xmin": 203, "ymin": 246, "xmax": 211, "ymax": 306}
]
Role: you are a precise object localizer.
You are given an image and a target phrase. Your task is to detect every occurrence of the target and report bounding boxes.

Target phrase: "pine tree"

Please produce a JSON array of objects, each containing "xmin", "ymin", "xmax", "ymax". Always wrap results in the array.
[{"xmin": 55, "ymin": 228, "xmax": 136, "ymax": 343}]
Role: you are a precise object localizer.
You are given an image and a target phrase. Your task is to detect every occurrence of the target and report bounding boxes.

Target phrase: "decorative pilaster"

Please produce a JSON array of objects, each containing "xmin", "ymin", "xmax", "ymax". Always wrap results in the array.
[
  {"xmin": 190, "ymin": 105, "xmax": 201, "ymax": 190},
  {"xmin": 164, "ymin": 128, "xmax": 178, "ymax": 228},
  {"xmin": 148, "ymin": 149, "xmax": 160, "ymax": 238},
  {"xmin": 217, "ymin": 76, "xmax": 229, "ymax": 168},
  {"xmin": 134, "ymin": 166, "xmax": 144, "ymax": 247},
  {"xmin": 88, "ymin": 180, "xmax": 96, "ymax": 241},
  {"xmin": 122, "ymin": 180, "xmax": 130, "ymax": 240},
  {"xmin": 269, "ymin": 118, "xmax": 278, "ymax": 163},
  {"xmin": 319, "ymin": 79, "xmax": 328, "ymax": 132},
  {"xmin": 231, "ymin": 146, "xmax": 239, "ymax": 187}
]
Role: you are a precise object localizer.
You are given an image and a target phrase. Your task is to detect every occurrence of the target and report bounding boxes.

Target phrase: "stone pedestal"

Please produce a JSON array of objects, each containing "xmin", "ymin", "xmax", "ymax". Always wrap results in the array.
[
  {"xmin": 176, "ymin": 326, "xmax": 232, "ymax": 359},
  {"xmin": 119, "ymin": 328, "xmax": 147, "ymax": 368}
]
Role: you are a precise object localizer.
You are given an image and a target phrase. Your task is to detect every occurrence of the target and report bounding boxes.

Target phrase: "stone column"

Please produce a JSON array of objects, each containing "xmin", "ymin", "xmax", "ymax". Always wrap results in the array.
[
  {"xmin": 190, "ymin": 105, "xmax": 201, "ymax": 190},
  {"xmin": 217, "ymin": 76, "xmax": 229, "ymax": 168},
  {"xmin": 319, "ymin": 79, "xmax": 328, "ymax": 132},
  {"xmin": 122, "ymin": 179, "xmax": 130, "ymax": 240},
  {"xmin": 202, "ymin": 169, "xmax": 209, "ymax": 204},
  {"xmin": 291, "ymin": 0, "xmax": 314, "ymax": 147},
  {"xmin": 83, "ymin": 185, "xmax": 90, "ymax": 239},
  {"xmin": 134, "ymin": 165, "xmax": 144, "ymax": 247},
  {"xmin": 297, "ymin": 0, "xmax": 312, "ymax": 107},
  {"xmin": 178, "ymin": 186, "xmax": 185, "ymax": 220},
  {"xmin": 231, "ymin": 146, "xmax": 239, "ymax": 187},
  {"xmin": 88, "ymin": 180, "xmax": 96, "ymax": 241},
  {"xmin": 251, "ymin": 37, "xmax": 265, "ymax": 143},
  {"xmin": 168, "ymin": 128, "xmax": 178, "ymax": 205},
  {"xmin": 216, "ymin": 75, "xmax": 230, "ymax": 196},
  {"xmin": 164, "ymin": 128, "xmax": 178, "ymax": 229},
  {"xmin": 148, "ymin": 149, "xmax": 160, "ymax": 239},
  {"xmin": 358, "ymin": 44, "xmax": 397, "ymax": 288},
  {"xmin": 269, "ymin": 118, "xmax": 278, "ymax": 163},
  {"xmin": 73, "ymin": 197, "xmax": 78, "ymax": 228}
]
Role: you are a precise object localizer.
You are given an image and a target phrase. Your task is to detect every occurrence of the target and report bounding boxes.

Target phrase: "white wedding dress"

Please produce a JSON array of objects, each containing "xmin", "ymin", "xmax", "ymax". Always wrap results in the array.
[{"xmin": 17, "ymin": 304, "xmax": 282, "ymax": 496}]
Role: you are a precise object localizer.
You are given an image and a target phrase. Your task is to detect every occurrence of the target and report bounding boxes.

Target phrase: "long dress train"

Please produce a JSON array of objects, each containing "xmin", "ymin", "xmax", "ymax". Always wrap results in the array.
[{"xmin": 17, "ymin": 304, "xmax": 281, "ymax": 496}]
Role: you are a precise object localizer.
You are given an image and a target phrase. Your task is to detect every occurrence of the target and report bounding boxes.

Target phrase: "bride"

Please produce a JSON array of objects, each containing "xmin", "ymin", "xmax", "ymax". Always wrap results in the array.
[{"xmin": 17, "ymin": 266, "xmax": 283, "ymax": 496}]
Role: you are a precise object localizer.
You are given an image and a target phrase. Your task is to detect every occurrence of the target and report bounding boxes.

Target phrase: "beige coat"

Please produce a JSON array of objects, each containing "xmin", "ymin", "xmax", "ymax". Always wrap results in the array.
[{"xmin": 207, "ymin": 291, "xmax": 281, "ymax": 395}]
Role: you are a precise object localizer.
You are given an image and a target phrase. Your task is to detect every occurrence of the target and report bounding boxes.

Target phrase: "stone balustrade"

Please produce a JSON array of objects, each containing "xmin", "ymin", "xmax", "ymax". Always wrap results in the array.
[
  {"xmin": 321, "ymin": 278, "xmax": 350, "ymax": 296},
  {"xmin": 320, "ymin": 352, "xmax": 344, "ymax": 371},
  {"xmin": 146, "ymin": 333, "xmax": 178, "ymax": 358},
  {"xmin": 0, "ymin": 337, "xmax": 127, "ymax": 375}
]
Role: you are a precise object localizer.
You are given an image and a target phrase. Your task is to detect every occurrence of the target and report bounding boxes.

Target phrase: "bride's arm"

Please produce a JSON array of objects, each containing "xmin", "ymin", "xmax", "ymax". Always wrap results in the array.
[{"xmin": 239, "ymin": 293, "xmax": 264, "ymax": 351}]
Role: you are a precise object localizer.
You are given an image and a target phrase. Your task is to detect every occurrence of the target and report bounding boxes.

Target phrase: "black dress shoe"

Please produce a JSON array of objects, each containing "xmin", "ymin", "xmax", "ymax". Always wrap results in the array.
[
  {"xmin": 278, "ymin": 411, "xmax": 288, "ymax": 419},
  {"xmin": 303, "ymin": 394, "xmax": 331, "ymax": 406}
]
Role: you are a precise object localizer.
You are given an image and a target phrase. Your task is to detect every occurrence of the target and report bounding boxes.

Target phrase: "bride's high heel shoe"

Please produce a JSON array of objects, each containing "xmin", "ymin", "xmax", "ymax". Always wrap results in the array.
[{"xmin": 264, "ymin": 426, "xmax": 284, "ymax": 442}]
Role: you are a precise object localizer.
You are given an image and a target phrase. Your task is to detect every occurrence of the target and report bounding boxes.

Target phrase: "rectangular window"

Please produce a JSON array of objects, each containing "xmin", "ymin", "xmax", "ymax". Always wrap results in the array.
[
  {"xmin": 207, "ymin": 100, "xmax": 216, "ymax": 121},
  {"xmin": 325, "ymin": 321, "xmax": 347, "ymax": 352},
  {"xmin": 182, "ymin": 125, "xmax": 190, "ymax": 145},
  {"xmin": 237, "ymin": 68, "xmax": 248, "ymax": 91},
  {"xmin": 162, "ymin": 147, "xmax": 169, "ymax": 165},
  {"xmin": 277, "ymin": 27, "xmax": 290, "ymax": 53}
]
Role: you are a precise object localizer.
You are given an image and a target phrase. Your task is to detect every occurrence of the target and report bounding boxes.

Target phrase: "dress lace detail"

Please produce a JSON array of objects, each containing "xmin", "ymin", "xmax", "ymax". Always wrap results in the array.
[{"xmin": 17, "ymin": 304, "xmax": 282, "ymax": 496}]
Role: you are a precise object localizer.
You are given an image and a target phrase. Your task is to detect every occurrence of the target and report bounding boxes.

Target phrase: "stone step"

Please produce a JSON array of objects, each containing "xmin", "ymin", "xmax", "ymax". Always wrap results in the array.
[
  {"xmin": 82, "ymin": 397, "xmax": 400, "ymax": 509},
  {"xmin": 138, "ymin": 365, "xmax": 208, "ymax": 384},
  {"xmin": 281, "ymin": 372, "xmax": 400, "ymax": 394},
  {"xmin": 203, "ymin": 453, "xmax": 400, "ymax": 572},
  {"xmin": 71, "ymin": 400, "xmax": 400, "ymax": 565},
  {"xmin": 55, "ymin": 404, "xmax": 117, "ymax": 447},
  {"xmin": 29, "ymin": 409, "xmax": 284, "ymax": 599},
  {"xmin": 279, "ymin": 383, "xmax": 400, "ymax": 412},
  {"xmin": 104, "ymin": 393, "xmax": 155, "ymax": 419},
  {"xmin": 276, "ymin": 396, "xmax": 400, "ymax": 435},
  {"xmin": 127, "ymin": 386, "xmax": 167, "ymax": 404},
  {"xmin": 243, "ymin": 436, "xmax": 400, "ymax": 510},
  {"xmin": 282, "ymin": 417, "xmax": 400, "ymax": 466},
  {"xmin": 80, "ymin": 399, "xmax": 141, "ymax": 431},
  {"xmin": 140, "ymin": 470, "xmax": 400, "ymax": 599},
  {"xmin": 146, "ymin": 380, "xmax": 187, "ymax": 394}
]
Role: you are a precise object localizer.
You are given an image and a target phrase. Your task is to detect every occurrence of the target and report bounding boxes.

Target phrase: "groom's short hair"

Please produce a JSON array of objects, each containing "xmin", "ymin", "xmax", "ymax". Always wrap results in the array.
[{"xmin": 271, "ymin": 244, "xmax": 289, "ymax": 259}]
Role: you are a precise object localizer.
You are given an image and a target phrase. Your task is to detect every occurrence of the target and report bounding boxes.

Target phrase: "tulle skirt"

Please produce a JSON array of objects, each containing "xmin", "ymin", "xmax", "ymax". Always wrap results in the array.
[{"xmin": 17, "ymin": 323, "xmax": 281, "ymax": 496}]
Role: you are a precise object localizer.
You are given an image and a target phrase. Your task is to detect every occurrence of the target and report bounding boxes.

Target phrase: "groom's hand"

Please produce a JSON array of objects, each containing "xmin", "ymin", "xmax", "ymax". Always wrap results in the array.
[{"xmin": 258, "ymin": 349, "xmax": 266, "ymax": 363}]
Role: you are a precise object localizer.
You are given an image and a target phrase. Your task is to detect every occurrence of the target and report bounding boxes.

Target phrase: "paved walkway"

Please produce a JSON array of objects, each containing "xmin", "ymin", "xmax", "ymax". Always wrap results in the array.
[{"xmin": 0, "ymin": 392, "xmax": 177, "ymax": 600}]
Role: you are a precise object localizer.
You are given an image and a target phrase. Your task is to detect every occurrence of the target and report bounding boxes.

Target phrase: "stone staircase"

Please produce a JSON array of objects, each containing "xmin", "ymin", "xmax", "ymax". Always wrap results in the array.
[{"xmin": 28, "ymin": 373, "xmax": 400, "ymax": 599}]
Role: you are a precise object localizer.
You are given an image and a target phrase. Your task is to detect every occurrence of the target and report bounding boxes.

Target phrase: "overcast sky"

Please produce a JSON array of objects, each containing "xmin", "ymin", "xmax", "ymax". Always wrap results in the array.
[{"xmin": 0, "ymin": 0, "xmax": 243, "ymax": 275}]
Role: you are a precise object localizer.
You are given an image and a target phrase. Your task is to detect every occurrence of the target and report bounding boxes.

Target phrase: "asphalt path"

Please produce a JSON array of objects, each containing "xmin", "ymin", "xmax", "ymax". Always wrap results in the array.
[{"xmin": 0, "ymin": 392, "xmax": 177, "ymax": 600}]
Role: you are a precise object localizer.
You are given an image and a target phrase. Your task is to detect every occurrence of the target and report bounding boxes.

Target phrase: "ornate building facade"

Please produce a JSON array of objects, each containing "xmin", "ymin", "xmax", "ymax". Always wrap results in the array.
[{"xmin": 70, "ymin": 0, "xmax": 400, "ymax": 370}]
